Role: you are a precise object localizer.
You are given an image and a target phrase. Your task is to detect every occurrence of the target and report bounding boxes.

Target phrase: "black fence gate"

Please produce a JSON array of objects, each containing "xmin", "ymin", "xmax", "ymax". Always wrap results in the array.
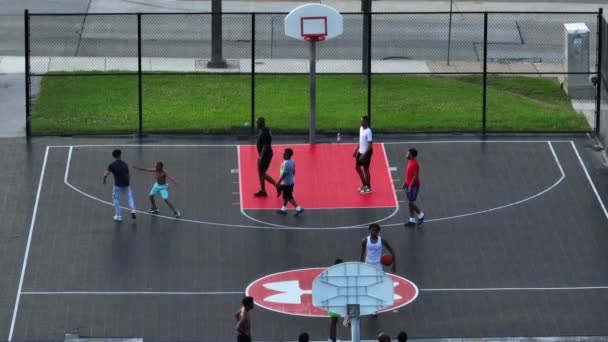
[{"xmin": 24, "ymin": 10, "xmax": 604, "ymax": 137}]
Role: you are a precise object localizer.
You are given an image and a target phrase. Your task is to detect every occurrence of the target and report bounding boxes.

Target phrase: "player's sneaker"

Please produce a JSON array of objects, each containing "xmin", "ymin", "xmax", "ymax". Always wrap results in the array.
[
  {"xmin": 174, "ymin": 210, "xmax": 181, "ymax": 218},
  {"xmin": 113, "ymin": 215, "xmax": 122, "ymax": 222},
  {"xmin": 356, "ymin": 186, "xmax": 364, "ymax": 192},
  {"xmin": 149, "ymin": 208, "xmax": 159, "ymax": 214},
  {"xmin": 418, "ymin": 213, "xmax": 425, "ymax": 225},
  {"xmin": 254, "ymin": 190, "xmax": 268, "ymax": 197},
  {"xmin": 362, "ymin": 187, "xmax": 372, "ymax": 194},
  {"xmin": 295, "ymin": 208, "xmax": 304, "ymax": 216},
  {"xmin": 276, "ymin": 209, "xmax": 287, "ymax": 215},
  {"xmin": 404, "ymin": 220, "xmax": 416, "ymax": 227},
  {"xmin": 358, "ymin": 185, "xmax": 368, "ymax": 194}
]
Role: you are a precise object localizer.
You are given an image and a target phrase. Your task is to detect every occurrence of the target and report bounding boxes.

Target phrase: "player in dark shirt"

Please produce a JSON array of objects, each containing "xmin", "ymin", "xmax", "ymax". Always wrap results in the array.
[
  {"xmin": 103, "ymin": 149, "xmax": 136, "ymax": 222},
  {"xmin": 254, "ymin": 117, "xmax": 278, "ymax": 197}
]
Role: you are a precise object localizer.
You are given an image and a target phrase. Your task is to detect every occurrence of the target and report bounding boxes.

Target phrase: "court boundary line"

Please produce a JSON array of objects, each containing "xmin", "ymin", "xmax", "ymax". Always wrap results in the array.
[
  {"xmin": 382, "ymin": 141, "xmax": 565, "ymax": 226},
  {"xmin": 21, "ymin": 291, "xmax": 243, "ymax": 295},
  {"xmin": 47, "ymin": 140, "xmax": 575, "ymax": 149},
  {"xmin": 570, "ymin": 141, "xmax": 608, "ymax": 221},
  {"xmin": 61, "ymin": 141, "xmax": 568, "ymax": 229},
  {"xmin": 21, "ymin": 285, "xmax": 608, "ymax": 296},
  {"xmin": 8, "ymin": 146, "xmax": 50, "ymax": 342},
  {"xmin": 237, "ymin": 144, "xmax": 401, "ymax": 228}
]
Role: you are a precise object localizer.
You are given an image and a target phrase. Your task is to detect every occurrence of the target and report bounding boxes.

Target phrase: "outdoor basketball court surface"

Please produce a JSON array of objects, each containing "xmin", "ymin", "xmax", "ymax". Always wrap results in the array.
[{"xmin": 2, "ymin": 135, "xmax": 608, "ymax": 341}]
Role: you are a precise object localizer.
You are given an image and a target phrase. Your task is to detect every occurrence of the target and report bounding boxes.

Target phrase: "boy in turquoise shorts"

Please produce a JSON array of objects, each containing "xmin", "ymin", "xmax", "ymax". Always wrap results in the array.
[{"xmin": 134, "ymin": 161, "xmax": 181, "ymax": 218}]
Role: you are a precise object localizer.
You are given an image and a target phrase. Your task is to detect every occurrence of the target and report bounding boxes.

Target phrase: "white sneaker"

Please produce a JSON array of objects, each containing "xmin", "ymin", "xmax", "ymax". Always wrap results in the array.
[
  {"xmin": 113, "ymin": 215, "xmax": 122, "ymax": 222},
  {"xmin": 362, "ymin": 187, "xmax": 372, "ymax": 194},
  {"xmin": 358, "ymin": 186, "xmax": 368, "ymax": 194}
]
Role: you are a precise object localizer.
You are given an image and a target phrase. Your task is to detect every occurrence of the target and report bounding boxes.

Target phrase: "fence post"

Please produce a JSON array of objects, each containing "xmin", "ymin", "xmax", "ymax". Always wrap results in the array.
[
  {"xmin": 595, "ymin": 8, "xmax": 603, "ymax": 134},
  {"xmin": 137, "ymin": 13, "xmax": 143, "ymax": 136},
  {"xmin": 367, "ymin": 11, "xmax": 372, "ymax": 125},
  {"xmin": 24, "ymin": 9, "xmax": 31, "ymax": 138},
  {"xmin": 251, "ymin": 13, "xmax": 256, "ymax": 136},
  {"xmin": 482, "ymin": 12, "xmax": 488, "ymax": 134}
]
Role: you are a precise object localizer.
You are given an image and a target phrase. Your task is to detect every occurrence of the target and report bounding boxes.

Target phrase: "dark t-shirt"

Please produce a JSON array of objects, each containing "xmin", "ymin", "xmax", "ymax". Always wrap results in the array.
[
  {"xmin": 108, "ymin": 160, "xmax": 130, "ymax": 187},
  {"xmin": 256, "ymin": 127, "xmax": 273, "ymax": 157}
]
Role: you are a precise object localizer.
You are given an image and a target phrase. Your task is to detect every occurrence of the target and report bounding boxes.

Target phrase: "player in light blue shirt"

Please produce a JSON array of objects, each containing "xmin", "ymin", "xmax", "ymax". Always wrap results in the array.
[{"xmin": 276, "ymin": 148, "xmax": 304, "ymax": 216}]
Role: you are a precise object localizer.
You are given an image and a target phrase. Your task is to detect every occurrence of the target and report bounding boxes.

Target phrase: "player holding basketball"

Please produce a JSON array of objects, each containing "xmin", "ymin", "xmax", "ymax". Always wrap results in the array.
[
  {"xmin": 254, "ymin": 117, "xmax": 278, "ymax": 197},
  {"xmin": 103, "ymin": 149, "xmax": 136, "ymax": 222},
  {"xmin": 403, "ymin": 148, "xmax": 425, "ymax": 226},
  {"xmin": 354, "ymin": 116, "xmax": 373, "ymax": 194},
  {"xmin": 235, "ymin": 296, "xmax": 255, "ymax": 342},
  {"xmin": 276, "ymin": 148, "xmax": 304, "ymax": 216},
  {"xmin": 133, "ymin": 162, "xmax": 181, "ymax": 218},
  {"xmin": 360, "ymin": 224, "xmax": 396, "ymax": 273}
]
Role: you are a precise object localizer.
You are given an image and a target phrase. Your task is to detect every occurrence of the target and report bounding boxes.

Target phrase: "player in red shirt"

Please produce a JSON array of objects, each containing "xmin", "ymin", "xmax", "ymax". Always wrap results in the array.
[{"xmin": 402, "ymin": 148, "xmax": 425, "ymax": 226}]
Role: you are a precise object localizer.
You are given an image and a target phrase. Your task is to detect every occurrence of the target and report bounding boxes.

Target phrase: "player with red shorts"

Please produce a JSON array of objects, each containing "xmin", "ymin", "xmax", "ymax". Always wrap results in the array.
[{"xmin": 403, "ymin": 148, "xmax": 425, "ymax": 226}]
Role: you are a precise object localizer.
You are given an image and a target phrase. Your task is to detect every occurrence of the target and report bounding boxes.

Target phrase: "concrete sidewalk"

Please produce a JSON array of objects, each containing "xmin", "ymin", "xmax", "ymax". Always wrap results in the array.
[{"xmin": 0, "ymin": 56, "xmax": 570, "ymax": 74}]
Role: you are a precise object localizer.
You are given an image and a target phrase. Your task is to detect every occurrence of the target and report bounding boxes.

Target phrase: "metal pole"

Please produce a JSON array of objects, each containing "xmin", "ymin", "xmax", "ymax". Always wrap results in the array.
[
  {"xmin": 24, "ymin": 9, "xmax": 31, "ymax": 138},
  {"xmin": 137, "ymin": 13, "xmax": 143, "ymax": 136},
  {"xmin": 361, "ymin": 0, "xmax": 371, "ymax": 78},
  {"xmin": 595, "ymin": 8, "xmax": 603, "ymax": 134},
  {"xmin": 447, "ymin": 0, "xmax": 454, "ymax": 65},
  {"xmin": 251, "ymin": 13, "xmax": 256, "ymax": 136},
  {"xmin": 482, "ymin": 12, "xmax": 488, "ymax": 134},
  {"xmin": 367, "ymin": 10, "xmax": 372, "ymax": 125},
  {"xmin": 309, "ymin": 41, "xmax": 317, "ymax": 144},
  {"xmin": 350, "ymin": 316, "xmax": 361, "ymax": 342}
]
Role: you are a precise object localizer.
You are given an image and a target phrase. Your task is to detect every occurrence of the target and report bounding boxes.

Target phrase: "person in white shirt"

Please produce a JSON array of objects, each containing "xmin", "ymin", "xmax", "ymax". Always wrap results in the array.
[
  {"xmin": 353, "ymin": 116, "xmax": 373, "ymax": 194},
  {"xmin": 359, "ymin": 224, "xmax": 396, "ymax": 273}
]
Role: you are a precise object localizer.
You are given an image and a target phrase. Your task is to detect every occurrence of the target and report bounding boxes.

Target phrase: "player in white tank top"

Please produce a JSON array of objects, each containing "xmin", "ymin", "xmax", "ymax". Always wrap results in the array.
[{"xmin": 360, "ymin": 224, "xmax": 396, "ymax": 273}]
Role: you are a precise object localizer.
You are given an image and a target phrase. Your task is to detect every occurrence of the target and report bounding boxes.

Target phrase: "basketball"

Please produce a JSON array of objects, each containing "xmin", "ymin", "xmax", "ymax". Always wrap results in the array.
[{"xmin": 381, "ymin": 254, "xmax": 393, "ymax": 266}]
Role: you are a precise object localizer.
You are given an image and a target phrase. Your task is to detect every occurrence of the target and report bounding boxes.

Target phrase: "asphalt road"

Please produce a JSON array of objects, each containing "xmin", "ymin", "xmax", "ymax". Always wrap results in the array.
[{"xmin": 0, "ymin": 0, "xmax": 600, "ymax": 65}]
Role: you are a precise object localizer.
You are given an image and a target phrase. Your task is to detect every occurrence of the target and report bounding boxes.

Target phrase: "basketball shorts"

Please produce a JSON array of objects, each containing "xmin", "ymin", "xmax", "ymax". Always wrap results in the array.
[
  {"xmin": 282, "ymin": 184, "xmax": 294, "ymax": 200},
  {"xmin": 258, "ymin": 153, "xmax": 273, "ymax": 173},
  {"xmin": 149, "ymin": 182, "xmax": 169, "ymax": 200},
  {"xmin": 355, "ymin": 150, "xmax": 373, "ymax": 168},
  {"xmin": 406, "ymin": 185, "xmax": 420, "ymax": 202}
]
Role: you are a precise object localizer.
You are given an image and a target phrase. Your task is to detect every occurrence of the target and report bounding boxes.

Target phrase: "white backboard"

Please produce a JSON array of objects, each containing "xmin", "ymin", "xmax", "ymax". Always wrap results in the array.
[
  {"xmin": 284, "ymin": 4, "xmax": 343, "ymax": 41},
  {"xmin": 312, "ymin": 262, "xmax": 394, "ymax": 316}
]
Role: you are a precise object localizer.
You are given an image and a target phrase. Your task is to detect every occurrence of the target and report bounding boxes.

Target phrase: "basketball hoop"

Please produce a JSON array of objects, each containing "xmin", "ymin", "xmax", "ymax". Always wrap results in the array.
[{"xmin": 303, "ymin": 34, "xmax": 326, "ymax": 42}]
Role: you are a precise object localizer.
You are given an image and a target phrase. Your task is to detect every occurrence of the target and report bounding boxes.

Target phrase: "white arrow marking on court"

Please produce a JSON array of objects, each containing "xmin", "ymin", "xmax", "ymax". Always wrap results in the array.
[
  {"xmin": 263, "ymin": 280, "xmax": 312, "ymax": 304},
  {"xmin": 393, "ymin": 281, "xmax": 402, "ymax": 301}
]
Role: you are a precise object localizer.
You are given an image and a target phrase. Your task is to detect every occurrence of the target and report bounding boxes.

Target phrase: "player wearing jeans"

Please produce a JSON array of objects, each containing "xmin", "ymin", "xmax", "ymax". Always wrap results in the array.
[
  {"xmin": 403, "ymin": 148, "xmax": 425, "ymax": 226},
  {"xmin": 103, "ymin": 149, "xmax": 136, "ymax": 222}
]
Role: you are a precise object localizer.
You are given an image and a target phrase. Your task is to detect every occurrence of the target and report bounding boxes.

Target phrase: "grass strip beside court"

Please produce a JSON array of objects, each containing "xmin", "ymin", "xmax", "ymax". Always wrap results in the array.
[{"xmin": 31, "ymin": 74, "xmax": 589, "ymax": 134}]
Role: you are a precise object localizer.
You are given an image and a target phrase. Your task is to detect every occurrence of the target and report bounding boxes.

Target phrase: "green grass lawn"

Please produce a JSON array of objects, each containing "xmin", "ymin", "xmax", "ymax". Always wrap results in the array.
[{"xmin": 31, "ymin": 73, "xmax": 589, "ymax": 134}]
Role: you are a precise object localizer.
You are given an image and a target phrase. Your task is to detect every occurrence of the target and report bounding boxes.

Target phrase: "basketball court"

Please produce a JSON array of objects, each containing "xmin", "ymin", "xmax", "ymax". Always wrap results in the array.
[{"xmin": 2, "ymin": 136, "xmax": 608, "ymax": 341}]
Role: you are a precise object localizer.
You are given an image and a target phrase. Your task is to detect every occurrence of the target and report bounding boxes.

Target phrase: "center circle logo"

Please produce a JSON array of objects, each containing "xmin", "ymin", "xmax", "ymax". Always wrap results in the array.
[{"xmin": 245, "ymin": 267, "xmax": 419, "ymax": 317}]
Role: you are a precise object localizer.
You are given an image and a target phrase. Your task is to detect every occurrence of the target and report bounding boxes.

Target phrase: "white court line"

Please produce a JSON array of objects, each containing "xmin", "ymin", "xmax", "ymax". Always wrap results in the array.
[
  {"xmin": 570, "ymin": 141, "xmax": 608, "ymax": 221},
  {"xmin": 382, "ymin": 144, "xmax": 401, "ymax": 211},
  {"xmin": 420, "ymin": 286, "xmax": 608, "ymax": 292},
  {"xmin": 20, "ymin": 286, "xmax": 608, "ymax": 296},
  {"xmin": 21, "ymin": 291, "xmax": 243, "ymax": 295},
  {"xmin": 8, "ymin": 146, "xmax": 50, "ymax": 342},
  {"xmin": 382, "ymin": 141, "xmax": 565, "ymax": 226},
  {"xmin": 48, "ymin": 140, "xmax": 574, "ymax": 149},
  {"xmin": 62, "ymin": 141, "xmax": 564, "ymax": 229}
]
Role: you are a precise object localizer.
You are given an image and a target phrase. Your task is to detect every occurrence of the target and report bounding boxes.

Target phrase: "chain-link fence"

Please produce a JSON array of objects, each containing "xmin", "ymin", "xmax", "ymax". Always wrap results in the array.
[{"xmin": 24, "ymin": 10, "xmax": 603, "ymax": 136}]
